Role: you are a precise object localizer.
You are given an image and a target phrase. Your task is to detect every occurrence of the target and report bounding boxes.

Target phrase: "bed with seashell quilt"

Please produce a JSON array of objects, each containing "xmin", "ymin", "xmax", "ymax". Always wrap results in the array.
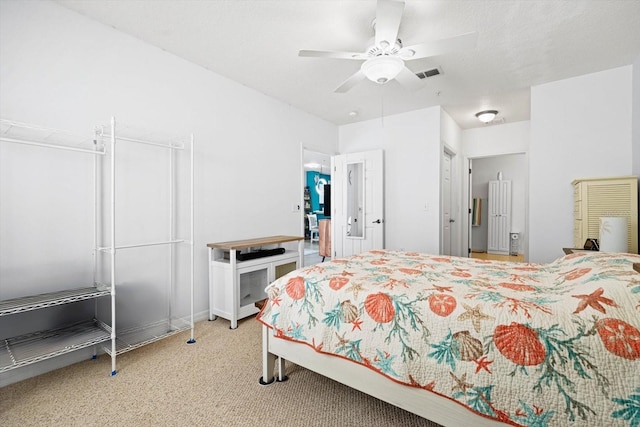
[{"xmin": 256, "ymin": 249, "xmax": 640, "ymax": 427}]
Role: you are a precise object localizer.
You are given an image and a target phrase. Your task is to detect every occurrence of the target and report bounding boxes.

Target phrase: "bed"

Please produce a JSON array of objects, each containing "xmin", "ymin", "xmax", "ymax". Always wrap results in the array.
[{"xmin": 256, "ymin": 250, "xmax": 640, "ymax": 426}]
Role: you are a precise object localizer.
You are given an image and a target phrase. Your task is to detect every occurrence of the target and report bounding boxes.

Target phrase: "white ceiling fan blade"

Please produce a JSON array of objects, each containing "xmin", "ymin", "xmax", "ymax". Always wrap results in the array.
[
  {"xmin": 375, "ymin": 0, "xmax": 405, "ymax": 48},
  {"xmin": 299, "ymin": 50, "xmax": 366, "ymax": 60},
  {"xmin": 335, "ymin": 70, "xmax": 367, "ymax": 93},
  {"xmin": 394, "ymin": 66, "xmax": 423, "ymax": 91},
  {"xmin": 400, "ymin": 31, "xmax": 478, "ymax": 60}
]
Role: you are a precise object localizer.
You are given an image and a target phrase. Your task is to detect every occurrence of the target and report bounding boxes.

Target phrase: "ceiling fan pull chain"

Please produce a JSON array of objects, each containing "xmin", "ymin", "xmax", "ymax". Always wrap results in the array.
[{"xmin": 380, "ymin": 84, "xmax": 385, "ymax": 127}]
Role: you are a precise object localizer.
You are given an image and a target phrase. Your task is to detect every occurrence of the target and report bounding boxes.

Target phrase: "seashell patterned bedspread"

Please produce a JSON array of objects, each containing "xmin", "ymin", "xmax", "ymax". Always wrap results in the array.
[{"xmin": 256, "ymin": 250, "xmax": 640, "ymax": 426}]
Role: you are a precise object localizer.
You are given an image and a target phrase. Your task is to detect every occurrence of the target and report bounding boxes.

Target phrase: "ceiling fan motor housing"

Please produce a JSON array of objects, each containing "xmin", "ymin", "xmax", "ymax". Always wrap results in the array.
[{"xmin": 366, "ymin": 38, "xmax": 403, "ymax": 57}]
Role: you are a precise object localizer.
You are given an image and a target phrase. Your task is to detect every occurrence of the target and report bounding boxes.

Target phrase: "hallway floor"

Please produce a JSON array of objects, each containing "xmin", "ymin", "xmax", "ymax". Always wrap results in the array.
[
  {"xmin": 471, "ymin": 251, "xmax": 525, "ymax": 263},
  {"xmin": 303, "ymin": 239, "xmax": 325, "ymax": 266}
]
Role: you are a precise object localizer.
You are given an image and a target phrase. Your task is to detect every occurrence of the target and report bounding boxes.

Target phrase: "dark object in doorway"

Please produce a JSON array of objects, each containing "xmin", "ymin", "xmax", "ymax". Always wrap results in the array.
[
  {"xmin": 323, "ymin": 184, "xmax": 331, "ymax": 217},
  {"xmin": 584, "ymin": 238, "xmax": 599, "ymax": 251}
]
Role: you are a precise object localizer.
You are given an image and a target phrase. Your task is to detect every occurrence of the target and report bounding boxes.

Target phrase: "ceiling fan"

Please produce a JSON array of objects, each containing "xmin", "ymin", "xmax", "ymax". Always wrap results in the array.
[{"xmin": 299, "ymin": 0, "xmax": 477, "ymax": 93}]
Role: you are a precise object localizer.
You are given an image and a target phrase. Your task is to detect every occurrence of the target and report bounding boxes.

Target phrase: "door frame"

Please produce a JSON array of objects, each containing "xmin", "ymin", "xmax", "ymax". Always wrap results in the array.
[
  {"xmin": 300, "ymin": 145, "xmax": 334, "ymax": 262},
  {"xmin": 463, "ymin": 152, "xmax": 529, "ymax": 261}
]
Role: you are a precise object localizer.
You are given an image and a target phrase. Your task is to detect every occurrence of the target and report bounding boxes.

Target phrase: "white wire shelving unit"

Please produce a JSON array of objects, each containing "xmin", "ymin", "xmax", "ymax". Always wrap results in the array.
[
  {"xmin": 0, "ymin": 117, "xmax": 195, "ymax": 377},
  {"xmin": 0, "ymin": 119, "xmax": 110, "ymax": 374},
  {"xmin": 94, "ymin": 117, "xmax": 195, "ymax": 376}
]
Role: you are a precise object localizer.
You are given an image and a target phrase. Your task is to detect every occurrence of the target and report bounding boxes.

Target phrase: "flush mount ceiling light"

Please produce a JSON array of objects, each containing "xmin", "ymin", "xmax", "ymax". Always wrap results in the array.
[
  {"xmin": 361, "ymin": 56, "xmax": 404, "ymax": 84},
  {"xmin": 475, "ymin": 110, "xmax": 498, "ymax": 123}
]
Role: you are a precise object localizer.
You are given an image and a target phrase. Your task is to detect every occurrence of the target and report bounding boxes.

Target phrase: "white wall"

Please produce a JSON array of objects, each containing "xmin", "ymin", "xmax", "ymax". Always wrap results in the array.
[
  {"xmin": 530, "ymin": 66, "xmax": 633, "ymax": 263},
  {"xmin": 462, "ymin": 121, "xmax": 530, "ymax": 258},
  {"xmin": 0, "ymin": 0, "xmax": 337, "ymax": 385},
  {"xmin": 463, "ymin": 121, "xmax": 530, "ymax": 158},
  {"xmin": 633, "ymin": 55, "xmax": 640, "ymax": 176},
  {"xmin": 339, "ymin": 107, "xmax": 442, "ymax": 253}
]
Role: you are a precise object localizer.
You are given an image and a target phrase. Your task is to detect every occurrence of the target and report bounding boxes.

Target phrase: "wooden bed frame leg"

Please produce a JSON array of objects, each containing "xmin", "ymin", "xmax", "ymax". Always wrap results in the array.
[{"xmin": 259, "ymin": 325, "xmax": 276, "ymax": 385}]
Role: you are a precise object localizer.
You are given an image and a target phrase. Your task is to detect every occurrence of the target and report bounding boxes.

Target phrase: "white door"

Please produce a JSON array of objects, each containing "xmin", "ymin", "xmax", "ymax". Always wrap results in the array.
[
  {"xmin": 442, "ymin": 152, "xmax": 452, "ymax": 255},
  {"xmin": 487, "ymin": 180, "xmax": 511, "ymax": 254},
  {"xmin": 332, "ymin": 150, "xmax": 384, "ymax": 258}
]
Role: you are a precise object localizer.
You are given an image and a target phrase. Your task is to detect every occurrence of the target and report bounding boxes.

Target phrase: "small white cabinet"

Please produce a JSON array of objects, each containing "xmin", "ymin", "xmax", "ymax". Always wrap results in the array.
[{"xmin": 207, "ymin": 236, "xmax": 304, "ymax": 329}]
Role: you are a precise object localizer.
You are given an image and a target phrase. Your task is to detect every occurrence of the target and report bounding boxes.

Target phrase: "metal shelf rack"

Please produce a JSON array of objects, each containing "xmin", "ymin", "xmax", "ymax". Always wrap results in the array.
[
  {"xmin": 99, "ymin": 318, "xmax": 192, "ymax": 356},
  {"xmin": 0, "ymin": 321, "xmax": 110, "ymax": 374},
  {"xmin": 0, "ymin": 286, "xmax": 111, "ymax": 317},
  {"xmin": 0, "ymin": 119, "xmax": 108, "ymax": 375},
  {"xmin": 0, "ymin": 117, "xmax": 195, "ymax": 378},
  {"xmin": 95, "ymin": 117, "xmax": 195, "ymax": 376}
]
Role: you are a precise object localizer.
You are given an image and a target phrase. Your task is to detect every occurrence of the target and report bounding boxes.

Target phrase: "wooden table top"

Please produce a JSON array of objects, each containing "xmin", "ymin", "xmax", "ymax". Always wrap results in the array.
[{"xmin": 206, "ymin": 235, "xmax": 304, "ymax": 250}]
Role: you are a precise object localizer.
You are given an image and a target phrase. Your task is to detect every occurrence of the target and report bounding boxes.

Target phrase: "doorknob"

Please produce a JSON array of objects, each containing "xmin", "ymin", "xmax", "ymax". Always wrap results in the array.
[
  {"xmin": 372, "ymin": 219, "xmax": 382, "ymax": 224},
  {"xmin": 449, "ymin": 219, "xmax": 455, "ymax": 223}
]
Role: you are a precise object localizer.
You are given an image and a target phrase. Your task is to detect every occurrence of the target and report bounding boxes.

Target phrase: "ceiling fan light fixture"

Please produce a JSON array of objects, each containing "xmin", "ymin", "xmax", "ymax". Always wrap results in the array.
[
  {"xmin": 361, "ymin": 56, "xmax": 404, "ymax": 84},
  {"xmin": 475, "ymin": 110, "xmax": 498, "ymax": 123}
]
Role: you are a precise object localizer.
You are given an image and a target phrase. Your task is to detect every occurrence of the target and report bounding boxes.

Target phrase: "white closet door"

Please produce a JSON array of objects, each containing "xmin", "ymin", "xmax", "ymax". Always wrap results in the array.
[{"xmin": 487, "ymin": 180, "xmax": 511, "ymax": 254}]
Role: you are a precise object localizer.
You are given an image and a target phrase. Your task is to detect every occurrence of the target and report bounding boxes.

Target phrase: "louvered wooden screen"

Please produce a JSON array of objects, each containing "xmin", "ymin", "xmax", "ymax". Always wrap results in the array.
[{"xmin": 573, "ymin": 177, "xmax": 638, "ymax": 253}]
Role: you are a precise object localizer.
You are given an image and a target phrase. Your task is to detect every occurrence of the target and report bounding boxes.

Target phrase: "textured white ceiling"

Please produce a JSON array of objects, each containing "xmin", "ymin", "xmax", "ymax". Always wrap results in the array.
[{"xmin": 56, "ymin": 0, "xmax": 640, "ymax": 129}]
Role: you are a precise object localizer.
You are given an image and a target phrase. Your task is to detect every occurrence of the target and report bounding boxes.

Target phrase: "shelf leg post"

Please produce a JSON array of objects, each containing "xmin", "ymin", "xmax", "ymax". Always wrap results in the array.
[
  {"xmin": 110, "ymin": 116, "xmax": 117, "ymax": 377},
  {"xmin": 188, "ymin": 133, "xmax": 195, "ymax": 344}
]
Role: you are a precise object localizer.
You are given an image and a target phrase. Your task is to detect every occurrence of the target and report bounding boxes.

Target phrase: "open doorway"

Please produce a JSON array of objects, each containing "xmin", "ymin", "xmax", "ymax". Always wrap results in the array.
[
  {"xmin": 468, "ymin": 153, "xmax": 528, "ymax": 262},
  {"xmin": 302, "ymin": 148, "xmax": 331, "ymax": 266}
]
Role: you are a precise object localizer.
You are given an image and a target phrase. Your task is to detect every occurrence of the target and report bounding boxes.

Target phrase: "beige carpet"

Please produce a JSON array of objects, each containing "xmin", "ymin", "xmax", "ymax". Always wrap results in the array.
[{"xmin": 0, "ymin": 316, "xmax": 442, "ymax": 427}]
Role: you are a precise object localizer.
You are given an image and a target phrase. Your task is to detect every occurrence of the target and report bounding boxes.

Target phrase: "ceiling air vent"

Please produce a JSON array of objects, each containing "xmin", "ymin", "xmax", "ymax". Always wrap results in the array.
[{"xmin": 415, "ymin": 67, "xmax": 442, "ymax": 79}]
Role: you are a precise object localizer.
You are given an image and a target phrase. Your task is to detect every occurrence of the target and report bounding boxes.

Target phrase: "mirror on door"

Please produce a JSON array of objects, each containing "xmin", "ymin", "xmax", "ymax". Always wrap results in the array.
[
  {"xmin": 346, "ymin": 161, "xmax": 364, "ymax": 239},
  {"xmin": 332, "ymin": 150, "xmax": 384, "ymax": 258}
]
